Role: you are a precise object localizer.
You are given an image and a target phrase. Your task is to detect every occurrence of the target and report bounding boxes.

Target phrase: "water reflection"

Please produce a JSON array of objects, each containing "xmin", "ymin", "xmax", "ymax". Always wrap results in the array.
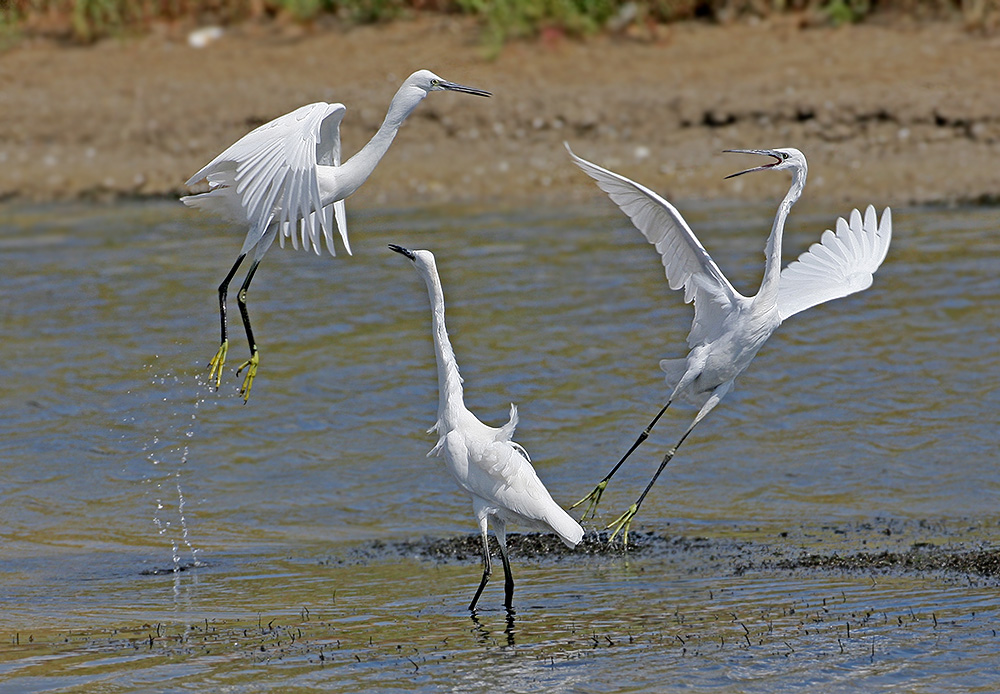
[{"xmin": 470, "ymin": 609, "xmax": 517, "ymax": 647}]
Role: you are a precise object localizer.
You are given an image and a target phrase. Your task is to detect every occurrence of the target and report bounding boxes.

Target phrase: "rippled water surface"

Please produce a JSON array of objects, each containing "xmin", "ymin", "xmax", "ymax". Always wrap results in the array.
[{"xmin": 1, "ymin": 200, "xmax": 998, "ymax": 691}]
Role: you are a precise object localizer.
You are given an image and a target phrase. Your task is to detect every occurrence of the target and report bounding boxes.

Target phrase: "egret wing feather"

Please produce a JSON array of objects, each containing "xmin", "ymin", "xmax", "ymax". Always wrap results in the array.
[
  {"xmin": 495, "ymin": 403, "xmax": 519, "ymax": 443},
  {"xmin": 565, "ymin": 144, "xmax": 743, "ymax": 347},
  {"xmin": 468, "ymin": 439, "xmax": 553, "ymax": 510},
  {"xmin": 316, "ymin": 104, "xmax": 344, "ymax": 169},
  {"xmin": 776, "ymin": 205, "xmax": 891, "ymax": 321},
  {"xmin": 470, "ymin": 439, "xmax": 581, "ymax": 546},
  {"xmin": 433, "ymin": 424, "xmax": 567, "ymax": 528},
  {"xmin": 333, "ymin": 199, "xmax": 350, "ymax": 255},
  {"xmin": 317, "ymin": 103, "xmax": 350, "ymax": 255},
  {"xmin": 185, "ymin": 102, "xmax": 347, "ymax": 256}
]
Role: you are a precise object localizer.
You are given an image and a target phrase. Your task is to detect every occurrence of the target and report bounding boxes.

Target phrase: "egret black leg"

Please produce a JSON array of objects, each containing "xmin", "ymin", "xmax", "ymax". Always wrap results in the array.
[
  {"xmin": 218, "ymin": 253, "xmax": 246, "ymax": 346},
  {"xmin": 469, "ymin": 527, "xmax": 492, "ymax": 612},
  {"xmin": 608, "ymin": 389, "xmax": 726, "ymax": 547},
  {"xmin": 235, "ymin": 259, "xmax": 261, "ymax": 402},
  {"xmin": 606, "ymin": 418, "xmax": 699, "ymax": 547},
  {"xmin": 571, "ymin": 399, "xmax": 673, "ymax": 518},
  {"xmin": 208, "ymin": 253, "xmax": 246, "ymax": 388},
  {"xmin": 498, "ymin": 540, "xmax": 514, "ymax": 610}
]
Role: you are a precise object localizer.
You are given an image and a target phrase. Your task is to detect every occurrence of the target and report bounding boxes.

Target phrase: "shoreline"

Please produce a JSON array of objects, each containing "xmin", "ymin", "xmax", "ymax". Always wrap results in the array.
[{"xmin": 1, "ymin": 16, "xmax": 999, "ymax": 208}]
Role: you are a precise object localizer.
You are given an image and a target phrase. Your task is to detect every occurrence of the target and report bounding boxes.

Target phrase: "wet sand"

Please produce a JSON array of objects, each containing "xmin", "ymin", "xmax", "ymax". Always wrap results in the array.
[{"xmin": 2, "ymin": 15, "xmax": 1000, "ymax": 208}]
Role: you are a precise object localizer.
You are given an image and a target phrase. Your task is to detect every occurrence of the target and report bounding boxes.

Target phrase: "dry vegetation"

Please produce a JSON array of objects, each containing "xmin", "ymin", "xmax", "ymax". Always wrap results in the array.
[{"xmin": 2, "ymin": 0, "xmax": 997, "ymax": 46}]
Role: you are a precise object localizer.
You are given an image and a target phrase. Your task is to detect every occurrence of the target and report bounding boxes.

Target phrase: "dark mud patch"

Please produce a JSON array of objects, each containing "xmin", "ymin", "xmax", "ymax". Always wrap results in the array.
[
  {"xmin": 336, "ymin": 521, "xmax": 1000, "ymax": 583},
  {"xmin": 393, "ymin": 530, "xmax": 738, "ymax": 561},
  {"xmin": 341, "ymin": 530, "xmax": 747, "ymax": 566},
  {"xmin": 773, "ymin": 546, "xmax": 1000, "ymax": 580}
]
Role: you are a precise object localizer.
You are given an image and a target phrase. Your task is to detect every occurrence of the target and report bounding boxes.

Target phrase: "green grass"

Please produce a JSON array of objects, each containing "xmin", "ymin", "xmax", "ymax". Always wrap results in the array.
[{"xmin": 0, "ymin": 0, "xmax": 985, "ymax": 45}]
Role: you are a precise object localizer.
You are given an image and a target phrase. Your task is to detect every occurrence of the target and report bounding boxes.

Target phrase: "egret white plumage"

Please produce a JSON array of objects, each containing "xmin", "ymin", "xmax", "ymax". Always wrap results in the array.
[
  {"xmin": 565, "ymin": 144, "xmax": 892, "ymax": 545},
  {"xmin": 182, "ymin": 70, "xmax": 491, "ymax": 401},
  {"xmin": 389, "ymin": 244, "xmax": 583, "ymax": 611}
]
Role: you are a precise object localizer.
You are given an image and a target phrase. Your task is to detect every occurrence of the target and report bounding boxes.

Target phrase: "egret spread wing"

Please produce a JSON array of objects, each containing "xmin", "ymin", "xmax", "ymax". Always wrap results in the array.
[
  {"xmin": 566, "ymin": 144, "xmax": 744, "ymax": 346},
  {"xmin": 776, "ymin": 206, "xmax": 892, "ymax": 322},
  {"xmin": 186, "ymin": 102, "xmax": 347, "ymax": 256}
]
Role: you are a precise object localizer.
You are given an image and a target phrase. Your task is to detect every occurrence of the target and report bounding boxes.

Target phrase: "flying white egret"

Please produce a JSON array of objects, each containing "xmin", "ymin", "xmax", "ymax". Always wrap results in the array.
[
  {"xmin": 389, "ymin": 244, "xmax": 583, "ymax": 611},
  {"xmin": 182, "ymin": 70, "xmax": 491, "ymax": 401},
  {"xmin": 565, "ymin": 143, "xmax": 892, "ymax": 546}
]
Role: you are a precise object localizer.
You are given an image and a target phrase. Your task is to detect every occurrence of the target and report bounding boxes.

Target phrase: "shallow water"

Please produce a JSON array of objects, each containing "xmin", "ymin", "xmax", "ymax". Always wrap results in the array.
[{"xmin": 1, "ymin": 199, "xmax": 998, "ymax": 691}]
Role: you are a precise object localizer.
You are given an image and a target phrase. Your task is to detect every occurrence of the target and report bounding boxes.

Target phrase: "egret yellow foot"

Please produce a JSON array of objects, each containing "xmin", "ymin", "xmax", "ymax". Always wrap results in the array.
[
  {"xmin": 208, "ymin": 340, "xmax": 229, "ymax": 389},
  {"xmin": 606, "ymin": 503, "xmax": 638, "ymax": 548},
  {"xmin": 237, "ymin": 351, "xmax": 259, "ymax": 403},
  {"xmin": 569, "ymin": 480, "xmax": 608, "ymax": 520}
]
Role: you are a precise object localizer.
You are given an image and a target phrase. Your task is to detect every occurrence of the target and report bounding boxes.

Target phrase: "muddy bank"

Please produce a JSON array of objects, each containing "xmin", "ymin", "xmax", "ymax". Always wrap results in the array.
[{"xmin": 2, "ymin": 16, "xmax": 999, "ymax": 208}]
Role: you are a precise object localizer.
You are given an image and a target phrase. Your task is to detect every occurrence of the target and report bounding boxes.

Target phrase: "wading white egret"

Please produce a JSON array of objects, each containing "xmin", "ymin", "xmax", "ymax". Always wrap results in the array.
[
  {"xmin": 565, "ymin": 144, "xmax": 892, "ymax": 545},
  {"xmin": 182, "ymin": 70, "xmax": 491, "ymax": 401},
  {"xmin": 389, "ymin": 244, "xmax": 583, "ymax": 611}
]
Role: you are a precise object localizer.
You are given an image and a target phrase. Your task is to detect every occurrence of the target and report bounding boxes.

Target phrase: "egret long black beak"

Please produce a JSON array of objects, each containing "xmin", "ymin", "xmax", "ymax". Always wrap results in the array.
[
  {"xmin": 723, "ymin": 149, "xmax": 784, "ymax": 179},
  {"xmin": 440, "ymin": 81, "xmax": 492, "ymax": 98},
  {"xmin": 388, "ymin": 244, "xmax": 416, "ymax": 260}
]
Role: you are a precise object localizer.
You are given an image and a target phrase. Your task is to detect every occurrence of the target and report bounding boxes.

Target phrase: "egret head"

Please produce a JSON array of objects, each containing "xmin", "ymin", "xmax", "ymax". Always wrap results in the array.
[
  {"xmin": 724, "ymin": 148, "xmax": 807, "ymax": 179},
  {"xmin": 407, "ymin": 69, "xmax": 492, "ymax": 98},
  {"xmin": 389, "ymin": 244, "xmax": 437, "ymax": 274}
]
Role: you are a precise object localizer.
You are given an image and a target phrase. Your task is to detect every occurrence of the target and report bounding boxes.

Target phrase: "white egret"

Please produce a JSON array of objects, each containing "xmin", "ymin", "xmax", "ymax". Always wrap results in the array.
[
  {"xmin": 182, "ymin": 70, "xmax": 491, "ymax": 401},
  {"xmin": 389, "ymin": 244, "xmax": 583, "ymax": 611},
  {"xmin": 565, "ymin": 144, "xmax": 892, "ymax": 545}
]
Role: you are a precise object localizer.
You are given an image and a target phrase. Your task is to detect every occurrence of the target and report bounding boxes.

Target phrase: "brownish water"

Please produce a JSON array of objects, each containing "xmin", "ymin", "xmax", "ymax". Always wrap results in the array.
[{"xmin": 1, "ymin": 200, "xmax": 998, "ymax": 691}]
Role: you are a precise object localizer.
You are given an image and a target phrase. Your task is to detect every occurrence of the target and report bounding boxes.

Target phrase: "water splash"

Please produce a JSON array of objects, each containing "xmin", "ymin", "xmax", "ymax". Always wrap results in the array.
[{"xmin": 139, "ymin": 360, "xmax": 209, "ymax": 575}]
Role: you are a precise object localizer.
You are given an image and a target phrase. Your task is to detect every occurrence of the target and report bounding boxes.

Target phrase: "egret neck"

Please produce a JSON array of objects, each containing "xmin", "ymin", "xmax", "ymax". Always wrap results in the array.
[
  {"xmin": 318, "ymin": 83, "xmax": 429, "ymax": 205},
  {"xmin": 755, "ymin": 160, "xmax": 807, "ymax": 308},
  {"xmin": 418, "ymin": 254, "xmax": 467, "ymax": 431}
]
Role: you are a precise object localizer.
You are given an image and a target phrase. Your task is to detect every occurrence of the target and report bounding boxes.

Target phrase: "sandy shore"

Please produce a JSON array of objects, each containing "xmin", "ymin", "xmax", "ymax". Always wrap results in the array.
[{"xmin": 1, "ymin": 16, "xmax": 999, "ymax": 208}]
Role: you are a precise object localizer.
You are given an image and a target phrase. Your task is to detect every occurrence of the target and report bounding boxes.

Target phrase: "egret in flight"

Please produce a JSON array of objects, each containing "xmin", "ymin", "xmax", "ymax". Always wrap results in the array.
[
  {"xmin": 565, "ymin": 144, "xmax": 892, "ymax": 546},
  {"xmin": 389, "ymin": 244, "xmax": 583, "ymax": 611},
  {"xmin": 183, "ymin": 70, "xmax": 491, "ymax": 401}
]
